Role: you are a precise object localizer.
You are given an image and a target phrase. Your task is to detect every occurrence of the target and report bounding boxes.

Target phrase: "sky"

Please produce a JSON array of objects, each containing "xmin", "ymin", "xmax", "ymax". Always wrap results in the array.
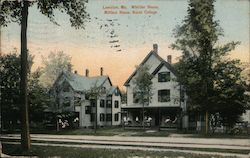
[{"xmin": 1, "ymin": 0, "xmax": 250, "ymax": 90}]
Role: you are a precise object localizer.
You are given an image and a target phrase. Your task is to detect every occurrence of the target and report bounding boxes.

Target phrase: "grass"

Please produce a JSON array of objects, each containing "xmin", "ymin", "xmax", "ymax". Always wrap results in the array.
[
  {"xmin": 3, "ymin": 127, "xmax": 249, "ymax": 138},
  {"xmin": 184, "ymin": 133, "xmax": 250, "ymax": 139},
  {"xmin": 2, "ymin": 143, "xmax": 240, "ymax": 158},
  {"xmin": 2, "ymin": 138, "xmax": 249, "ymax": 155},
  {"xmin": 30, "ymin": 127, "xmax": 171, "ymax": 137}
]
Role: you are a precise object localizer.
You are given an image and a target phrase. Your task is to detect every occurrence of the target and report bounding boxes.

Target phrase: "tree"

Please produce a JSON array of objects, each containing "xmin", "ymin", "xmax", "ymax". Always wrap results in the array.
[
  {"xmin": 172, "ymin": 0, "xmax": 246, "ymax": 133},
  {"xmin": 133, "ymin": 65, "xmax": 153, "ymax": 129},
  {"xmin": 86, "ymin": 83, "xmax": 103, "ymax": 133},
  {"xmin": 212, "ymin": 60, "xmax": 248, "ymax": 131},
  {"xmin": 0, "ymin": 0, "xmax": 89, "ymax": 150},
  {"xmin": 0, "ymin": 51, "xmax": 33, "ymax": 131},
  {"xmin": 39, "ymin": 51, "xmax": 72, "ymax": 88},
  {"xmin": 120, "ymin": 90, "xmax": 127, "ymax": 104},
  {"xmin": 28, "ymin": 68, "xmax": 51, "ymax": 125},
  {"xmin": 0, "ymin": 53, "xmax": 21, "ymax": 131}
]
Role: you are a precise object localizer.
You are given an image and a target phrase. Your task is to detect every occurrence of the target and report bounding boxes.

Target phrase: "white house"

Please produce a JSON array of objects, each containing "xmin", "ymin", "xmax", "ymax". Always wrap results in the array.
[
  {"xmin": 50, "ymin": 68, "xmax": 121, "ymax": 128},
  {"xmin": 122, "ymin": 44, "xmax": 188, "ymax": 129}
]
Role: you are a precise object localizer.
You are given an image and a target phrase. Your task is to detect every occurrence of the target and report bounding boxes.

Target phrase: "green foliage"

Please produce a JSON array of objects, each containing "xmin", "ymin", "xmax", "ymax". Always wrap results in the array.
[
  {"xmin": 212, "ymin": 60, "xmax": 248, "ymax": 127},
  {"xmin": 0, "ymin": 0, "xmax": 89, "ymax": 149},
  {"xmin": 0, "ymin": 52, "xmax": 52, "ymax": 130},
  {"xmin": 172, "ymin": 0, "xmax": 248, "ymax": 128},
  {"xmin": 28, "ymin": 68, "xmax": 52, "ymax": 123},
  {"xmin": 0, "ymin": 52, "xmax": 22, "ymax": 130},
  {"xmin": 0, "ymin": 51, "xmax": 33, "ymax": 130},
  {"xmin": 0, "ymin": 0, "xmax": 89, "ymax": 29},
  {"xmin": 121, "ymin": 90, "xmax": 127, "ymax": 104},
  {"xmin": 133, "ymin": 65, "xmax": 153, "ymax": 105},
  {"xmin": 39, "ymin": 51, "xmax": 72, "ymax": 88}
]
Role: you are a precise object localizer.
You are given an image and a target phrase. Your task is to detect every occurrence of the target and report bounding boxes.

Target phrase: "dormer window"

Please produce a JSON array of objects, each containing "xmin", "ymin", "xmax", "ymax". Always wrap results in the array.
[{"xmin": 158, "ymin": 72, "xmax": 170, "ymax": 82}]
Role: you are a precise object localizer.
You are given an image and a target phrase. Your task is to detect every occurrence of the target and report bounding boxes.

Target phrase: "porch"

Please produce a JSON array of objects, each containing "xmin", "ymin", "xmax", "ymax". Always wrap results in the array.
[{"xmin": 122, "ymin": 107, "xmax": 182, "ymax": 130}]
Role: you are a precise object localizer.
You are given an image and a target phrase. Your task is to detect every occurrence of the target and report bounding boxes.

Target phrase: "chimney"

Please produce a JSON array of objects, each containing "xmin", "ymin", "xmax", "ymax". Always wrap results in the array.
[
  {"xmin": 153, "ymin": 44, "xmax": 158, "ymax": 53},
  {"xmin": 167, "ymin": 55, "xmax": 172, "ymax": 64},
  {"xmin": 74, "ymin": 70, "xmax": 78, "ymax": 74},
  {"xmin": 100, "ymin": 67, "xmax": 103, "ymax": 76},
  {"xmin": 85, "ymin": 69, "xmax": 89, "ymax": 77}
]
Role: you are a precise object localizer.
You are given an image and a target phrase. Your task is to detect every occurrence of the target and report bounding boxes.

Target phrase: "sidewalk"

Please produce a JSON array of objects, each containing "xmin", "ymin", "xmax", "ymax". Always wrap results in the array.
[{"xmin": 2, "ymin": 134, "xmax": 250, "ymax": 150}]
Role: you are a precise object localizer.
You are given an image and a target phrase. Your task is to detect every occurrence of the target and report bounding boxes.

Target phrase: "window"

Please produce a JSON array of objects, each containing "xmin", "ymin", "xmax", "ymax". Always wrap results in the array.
[
  {"xmin": 101, "ymin": 87, "xmax": 106, "ymax": 94},
  {"xmin": 106, "ymin": 100, "xmax": 112, "ymax": 108},
  {"xmin": 106, "ymin": 114, "xmax": 112, "ymax": 121},
  {"xmin": 158, "ymin": 72, "xmax": 170, "ymax": 82},
  {"xmin": 158, "ymin": 89, "xmax": 170, "ymax": 102},
  {"xmin": 90, "ymin": 113, "xmax": 95, "ymax": 122},
  {"xmin": 115, "ymin": 113, "xmax": 119, "ymax": 121},
  {"xmin": 100, "ymin": 99, "xmax": 105, "ymax": 108},
  {"xmin": 114, "ymin": 100, "xmax": 119, "ymax": 108},
  {"xmin": 85, "ymin": 106, "xmax": 91, "ymax": 114},
  {"xmin": 133, "ymin": 92, "xmax": 139, "ymax": 103},
  {"xmin": 100, "ymin": 113, "xmax": 105, "ymax": 122}
]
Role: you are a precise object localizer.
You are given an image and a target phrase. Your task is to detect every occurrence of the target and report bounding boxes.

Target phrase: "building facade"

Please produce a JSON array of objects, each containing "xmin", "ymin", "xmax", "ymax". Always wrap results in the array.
[
  {"xmin": 122, "ymin": 44, "xmax": 188, "ymax": 129},
  {"xmin": 50, "ymin": 69, "xmax": 121, "ymax": 128}
]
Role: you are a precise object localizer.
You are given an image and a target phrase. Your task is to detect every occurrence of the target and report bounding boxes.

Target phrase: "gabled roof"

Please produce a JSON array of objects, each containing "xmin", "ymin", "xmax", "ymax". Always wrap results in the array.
[
  {"xmin": 152, "ymin": 61, "xmax": 177, "ymax": 76},
  {"xmin": 124, "ymin": 50, "xmax": 177, "ymax": 86},
  {"xmin": 54, "ymin": 71, "xmax": 112, "ymax": 92},
  {"xmin": 107, "ymin": 86, "xmax": 121, "ymax": 96}
]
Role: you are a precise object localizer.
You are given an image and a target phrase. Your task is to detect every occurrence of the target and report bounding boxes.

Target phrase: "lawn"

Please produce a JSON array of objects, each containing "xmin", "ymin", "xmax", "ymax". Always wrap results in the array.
[
  {"xmin": 2, "ymin": 144, "xmax": 239, "ymax": 158},
  {"xmin": 31, "ymin": 127, "xmax": 171, "ymax": 137},
  {"xmin": 32, "ymin": 127, "xmax": 250, "ymax": 139}
]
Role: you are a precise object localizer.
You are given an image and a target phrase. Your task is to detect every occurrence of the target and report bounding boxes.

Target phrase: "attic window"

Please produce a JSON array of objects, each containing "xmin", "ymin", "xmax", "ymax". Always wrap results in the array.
[
  {"xmin": 62, "ymin": 81, "xmax": 71, "ymax": 92},
  {"xmin": 158, "ymin": 72, "xmax": 170, "ymax": 82},
  {"xmin": 101, "ymin": 87, "xmax": 106, "ymax": 93}
]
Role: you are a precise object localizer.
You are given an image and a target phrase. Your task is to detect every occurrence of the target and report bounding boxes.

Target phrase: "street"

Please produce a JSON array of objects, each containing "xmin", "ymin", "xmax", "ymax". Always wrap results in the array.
[{"xmin": 1, "ymin": 134, "xmax": 250, "ymax": 157}]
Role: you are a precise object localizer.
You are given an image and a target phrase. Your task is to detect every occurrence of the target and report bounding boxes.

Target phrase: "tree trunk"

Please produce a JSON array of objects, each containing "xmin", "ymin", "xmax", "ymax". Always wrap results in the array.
[
  {"xmin": 94, "ymin": 98, "xmax": 97, "ymax": 133},
  {"xmin": 0, "ymin": 25, "xmax": 2, "ymax": 55},
  {"xmin": 205, "ymin": 110, "xmax": 209, "ymax": 134},
  {"xmin": 94, "ymin": 97, "xmax": 97, "ymax": 133},
  {"xmin": 142, "ymin": 102, "xmax": 144, "ymax": 129},
  {"xmin": 20, "ymin": 1, "xmax": 30, "ymax": 151}
]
